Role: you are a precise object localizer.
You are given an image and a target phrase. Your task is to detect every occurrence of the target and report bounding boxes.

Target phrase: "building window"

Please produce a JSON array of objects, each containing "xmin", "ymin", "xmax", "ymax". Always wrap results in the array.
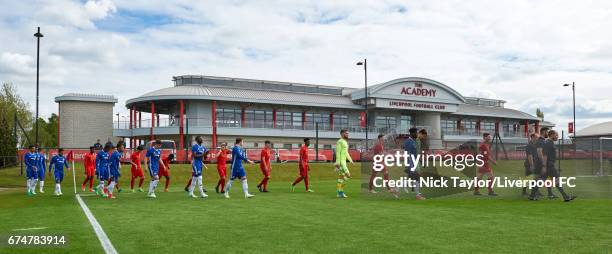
[
  {"xmin": 399, "ymin": 115, "xmax": 413, "ymax": 134},
  {"xmin": 216, "ymin": 108, "xmax": 241, "ymax": 128},
  {"xmin": 276, "ymin": 111, "xmax": 293, "ymax": 129},
  {"xmin": 333, "ymin": 114, "xmax": 348, "ymax": 131},
  {"xmin": 312, "ymin": 113, "xmax": 331, "ymax": 130},
  {"xmin": 375, "ymin": 116, "xmax": 397, "ymax": 132},
  {"xmin": 441, "ymin": 119, "xmax": 458, "ymax": 135},
  {"xmin": 292, "ymin": 112, "xmax": 302, "ymax": 129}
]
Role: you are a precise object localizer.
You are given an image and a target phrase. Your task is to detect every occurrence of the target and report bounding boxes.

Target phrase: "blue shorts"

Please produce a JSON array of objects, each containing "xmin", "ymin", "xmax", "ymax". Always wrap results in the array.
[
  {"xmin": 99, "ymin": 170, "xmax": 110, "ymax": 181},
  {"xmin": 110, "ymin": 170, "xmax": 120, "ymax": 180},
  {"xmin": 54, "ymin": 172, "xmax": 64, "ymax": 182},
  {"xmin": 230, "ymin": 168, "xmax": 246, "ymax": 180},
  {"xmin": 149, "ymin": 168, "xmax": 159, "ymax": 178},
  {"xmin": 37, "ymin": 169, "xmax": 46, "ymax": 180},
  {"xmin": 26, "ymin": 169, "xmax": 38, "ymax": 179}
]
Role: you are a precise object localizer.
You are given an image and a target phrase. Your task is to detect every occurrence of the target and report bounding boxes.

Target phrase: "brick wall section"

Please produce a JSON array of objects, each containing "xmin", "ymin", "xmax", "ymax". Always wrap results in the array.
[{"xmin": 59, "ymin": 101, "xmax": 115, "ymax": 148}]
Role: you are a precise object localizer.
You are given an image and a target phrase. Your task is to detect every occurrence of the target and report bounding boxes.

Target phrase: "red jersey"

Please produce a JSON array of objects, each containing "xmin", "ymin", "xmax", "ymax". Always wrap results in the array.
[
  {"xmin": 260, "ymin": 148, "xmax": 271, "ymax": 171},
  {"xmin": 130, "ymin": 152, "xmax": 141, "ymax": 170},
  {"xmin": 159, "ymin": 156, "xmax": 171, "ymax": 171},
  {"xmin": 217, "ymin": 149, "xmax": 230, "ymax": 169},
  {"xmin": 479, "ymin": 142, "xmax": 491, "ymax": 166},
  {"xmin": 299, "ymin": 145, "xmax": 309, "ymax": 166},
  {"xmin": 374, "ymin": 142, "xmax": 384, "ymax": 155},
  {"xmin": 84, "ymin": 153, "xmax": 96, "ymax": 171}
]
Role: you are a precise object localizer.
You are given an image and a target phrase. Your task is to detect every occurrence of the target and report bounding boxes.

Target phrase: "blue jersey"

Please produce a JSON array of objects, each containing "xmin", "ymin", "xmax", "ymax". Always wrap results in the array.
[
  {"xmin": 231, "ymin": 146, "xmax": 248, "ymax": 172},
  {"xmin": 37, "ymin": 153, "xmax": 47, "ymax": 173},
  {"xmin": 191, "ymin": 143, "xmax": 208, "ymax": 172},
  {"xmin": 110, "ymin": 150, "xmax": 122, "ymax": 175},
  {"xmin": 146, "ymin": 147, "xmax": 161, "ymax": 170},
  {"xmin": 404, "ymin": 137, "xmax": 417, "ymax": 170},
  {"xmin": 96, "ymin": 151, "xmax": 111, "ymax": 175},
  {"xmin": 49, "ymin": 155, "xmax": 69, "ymax": 173},
  {"xmin": 24, "ymin": 152, "xmax": 39, "ymax": 171}
]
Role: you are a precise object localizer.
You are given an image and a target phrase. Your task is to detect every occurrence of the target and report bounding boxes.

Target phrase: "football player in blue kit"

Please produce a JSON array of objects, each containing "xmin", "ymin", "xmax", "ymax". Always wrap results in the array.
[{"xmin": 48, "ymin": 148, "xmax": 70, "ymax": 196}]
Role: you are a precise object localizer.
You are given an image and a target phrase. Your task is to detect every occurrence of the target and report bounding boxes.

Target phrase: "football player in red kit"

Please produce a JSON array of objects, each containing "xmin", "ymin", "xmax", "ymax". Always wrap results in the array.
[
  {"xmin": 82, "ymin": 146, "xmax": 96, "ymax": 192},
  {"xmin": 158, "ymin": 154, "xmax": 174, "ymax": 192},
  {"xmin": 368, "ymin": 134, "xmax": 399, "ymax": 197},
  {"xmin": 215, "ymin": 142, "xmax": 230, "ymax": 193},
  {"xmin": 130, "ymin": 145, "xmax": 145, "ymax": 192},
  {"xmin": 291, "ymin": 138, "xmax": 313, "ymax": 192},
  {"xmin": 257, "ymin": 140, "xmax": 272, "ymax": 192},
  {"xmin": 474, "ymin": 133, "xmax": 498, "ymax": 196}
]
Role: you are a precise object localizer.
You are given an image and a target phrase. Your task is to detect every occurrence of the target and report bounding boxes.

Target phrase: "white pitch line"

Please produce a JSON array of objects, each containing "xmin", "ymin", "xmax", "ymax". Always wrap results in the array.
[
  {"xmin": 12, "ymin": 227, "xmax": 48, "ymax": 231},
  {"xmin": 75, "ymin": 194, "xmax": 118, "ymax": 254}
]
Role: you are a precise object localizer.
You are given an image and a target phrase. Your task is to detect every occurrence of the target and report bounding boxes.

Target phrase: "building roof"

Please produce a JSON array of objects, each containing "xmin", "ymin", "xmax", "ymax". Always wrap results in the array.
[
  {"xmin": 55, "ymin": 93, "xmax": 117, "ymax": 103},
  {"xmin": 126, "ymin": 85, "xmax": 362, "ymax": 109},
  {"xmin": 575, "ymin": 121, "xmax": 612, "ymax": 137},
  {"xmin": 452, "ymin": 104, "xmax": 539, "ymax": 120}
]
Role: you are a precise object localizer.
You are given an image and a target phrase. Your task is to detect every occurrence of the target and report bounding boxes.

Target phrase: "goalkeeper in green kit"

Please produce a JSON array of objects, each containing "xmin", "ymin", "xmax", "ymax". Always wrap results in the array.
[{"xmin": 335, "ymin": 129, "xmax": 353, "ymax": 198}]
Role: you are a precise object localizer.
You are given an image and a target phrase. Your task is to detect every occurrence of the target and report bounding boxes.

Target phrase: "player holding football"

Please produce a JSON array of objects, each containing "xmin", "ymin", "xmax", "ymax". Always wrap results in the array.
[
  {"xmin": 82, "ymin": 146, "xmax": 96, "ymax": 192},
  {"xmin": 48, "ymin": 148, "xmax": 70, "ymax": 196},
  {"xmin": 107, "ymin": 141, "xmax": 125, "ymax": 199},
  {"xmin": 215, "ymin": 142, "xmax": 230, "ymax": 193},
  {"xmin": 257, "ymin": 140, "xmax": 272, "ymax": 192},
  {"xmin": 188, "ymin": 136, "xmax": 208, "ymax": 198},
  {"xmin": 291, "ymin": 138, "xmax": 314, "ymax": 192},
  {"xmin": 224, "ymin": 138, "xmax": 255, "ymax": 199},
  {"xmin": 24, "ymin": 145, "xmax": 39, "ymax": 196},
  {"xmin": 145, "ymin": 140, "xmax": 166, "ymax": 198},
  {"xmin": 130, "ymin": 145, "xmax": 145, "ymax": 192},
  {"xmin": 335, "ymin": 129, "xmax": 353, "ymax": 198},
  {"xmin": 159, "ymin": 154, "xmax": 174, "ymax": 192},
  {"xmin": 36, "ymin": 147, "xmax": 47, "ymax": 193},
  {"xmin": 96, "ymin": 144, "xmax": 112, "ymax": 197},
  {"xmin": 474, "ymin": 133, "xmax": 497, "ymax": 196}
]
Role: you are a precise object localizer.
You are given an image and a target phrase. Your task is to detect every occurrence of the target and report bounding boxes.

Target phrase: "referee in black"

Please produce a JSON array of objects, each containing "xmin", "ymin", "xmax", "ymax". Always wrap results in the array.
[{"xmin": 529, "ymin": 130, "xmax": 576, "ymax": 202}]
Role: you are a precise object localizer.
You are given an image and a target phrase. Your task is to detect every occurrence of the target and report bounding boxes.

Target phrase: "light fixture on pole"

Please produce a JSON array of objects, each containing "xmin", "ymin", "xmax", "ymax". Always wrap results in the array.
[
  {"xmin": 356, "ymin": 59, "xmax": 368, "ymax": 150},
  {"xmin": 34, "ymin": 27, "xmax": 43, "ymax": 145},
  {"xmin": 563, "ymin": 82, "xmax": 576, "ymax": 154}
]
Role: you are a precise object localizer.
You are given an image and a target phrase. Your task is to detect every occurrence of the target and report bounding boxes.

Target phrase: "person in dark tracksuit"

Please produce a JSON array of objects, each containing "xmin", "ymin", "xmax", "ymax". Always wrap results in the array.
[{"xmin": 529, "ymin": 130, "xmax": 576, "ymax": 202}]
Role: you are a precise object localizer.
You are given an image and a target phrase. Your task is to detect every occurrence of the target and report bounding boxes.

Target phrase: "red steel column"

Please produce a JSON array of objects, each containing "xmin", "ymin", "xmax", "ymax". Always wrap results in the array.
[
  {"xmin": 272, "ymin": 109, "xmax": 277, "ymax": 128},
  {"xmin": 241, "ymin": 107, "xmax": 246, "ymax": 128},
  {"xmin": 179, "ymin": 100, "xmax": 185, "ymax": 158},
  {"xmin": 150, "ymin": 102, "xmax": 155, "ymax": 141},
  {"xmin": 211, "ymin": 101, "xmax": 217, "ymax": 148},
  {"xmin": 476, "ymin": 120, "xmax": 481, "ymax": 134},
  {"xmin": 524, "ymin": 120, "xmax": 529, "ymax": 137}
]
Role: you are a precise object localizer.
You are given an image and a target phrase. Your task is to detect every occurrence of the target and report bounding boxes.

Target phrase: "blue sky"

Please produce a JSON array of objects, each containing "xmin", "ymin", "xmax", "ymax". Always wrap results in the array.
[{"xmin": 1, "ymin": 0, "xmax": 612, "ymax": 135}]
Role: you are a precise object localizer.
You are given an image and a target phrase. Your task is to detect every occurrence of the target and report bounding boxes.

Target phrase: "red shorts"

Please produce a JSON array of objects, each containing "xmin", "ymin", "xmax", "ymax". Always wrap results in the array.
[
  {"xmin": 158, "ymin": 169, "xmax": 170, "ymax": 177},
  {"xmin": 217, "ymin": 166, "xmax": 226, "ymax": 178},
  {"xmin": 260, "ymin": 168, "xmax": 270, "ymax": 177},
  {"xmin": 131, "ymin": 167, "xmax": 144, "ymax": 178},
  {"xmin": 478, "ymin": 166, "xmax": 492, "ymax": 174},
  {"xmin": 299, "ymin": 164, "xmax": 309, "ymax": 177},
  {"xmin": 85, "ymin": 168, "xmax": 95, "ymax": 177}
]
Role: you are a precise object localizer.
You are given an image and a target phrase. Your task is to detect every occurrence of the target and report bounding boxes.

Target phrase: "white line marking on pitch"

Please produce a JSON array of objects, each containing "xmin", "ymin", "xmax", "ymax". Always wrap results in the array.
[
  {"xmin": 75, "ymin": 194, "xmax": 118, "ymax": 254},
  {"xmin": 12, "ymin": 227, "xmax": 48, "ymax": 231}
]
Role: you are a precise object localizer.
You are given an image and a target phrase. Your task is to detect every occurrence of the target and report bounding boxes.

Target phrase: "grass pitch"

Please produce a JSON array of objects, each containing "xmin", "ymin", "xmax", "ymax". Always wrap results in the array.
[{"xmin": 0, "ymin": 161, "xmax": 611, "ymax": 253}]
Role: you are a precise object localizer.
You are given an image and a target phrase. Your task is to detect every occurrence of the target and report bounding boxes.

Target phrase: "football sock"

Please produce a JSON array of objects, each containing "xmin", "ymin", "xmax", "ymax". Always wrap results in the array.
[
  {"xmin": 368, "ymin": 172, "xmax": 376, "ymax": 190},
  {"xmin": 487, "ymin": 176, "xmax": 493, "ymax": 192},
  {"xmin": 138, "ymin": 178, "xmax": 144, "ymax": 188},
  {"xmin": 413, "ymin": 180, "xmax": 421, "ymax": 195},
  {"xmin": 241, "ymin": 179, "xmax": 249, "ymax": 194},
  {"xmin": 304, "ymin": 176, "xmax": 309, "ymax": 190},
  {"xmin": 197, "ymin": 176, "xmax": 205, "ymax": 196},
  {"xmin": 292, "ymin": 176, "xmax": 303, "ymax": 186},
  {"xmin": 108, "ymin": 181, "xmax": 115, "ymax": 194},
  {"xmin": 39, "ymin": 181, "xmax": 44, "ymax": 192},
  {"xmin": 130, "ymin": 177, "xmax": 135, "ymax": 189},
  {"xmin": 27, "ymin": 179, "xmax": 31, "ymax": 192},
  {"xmin": 225, "ymin": 179, "xmax": 233, "ymax": 192},
  {"xmin": 164, "ymin": 177, "xmax": 170, "ymax": 190},
  {"xmin": 188, "ymin": 176, "xmax": 196, "ymax": 194}
]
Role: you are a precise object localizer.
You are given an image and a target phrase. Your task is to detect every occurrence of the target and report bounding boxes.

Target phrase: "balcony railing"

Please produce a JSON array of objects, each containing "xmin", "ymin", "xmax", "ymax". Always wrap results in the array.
[{"xmin": 442, "ymin": 129, "xmax": 528, "ymax": 138}]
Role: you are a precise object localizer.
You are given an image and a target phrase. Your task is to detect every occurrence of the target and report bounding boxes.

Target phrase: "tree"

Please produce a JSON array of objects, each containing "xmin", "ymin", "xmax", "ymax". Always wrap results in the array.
[
  {"xmin": 536, "ymin": 108, "xmax": 544, "ymax": 120},
  {"xmin": 26, "ymin": 114, "xmax": 58, "ymax": 148},
  {"xmin": 0, "ymin": 112, "xmax": 17, "ymax": 167},
  {"xmin": 0, "ymin": 83, "xmax": 33, "ymax": 149}
]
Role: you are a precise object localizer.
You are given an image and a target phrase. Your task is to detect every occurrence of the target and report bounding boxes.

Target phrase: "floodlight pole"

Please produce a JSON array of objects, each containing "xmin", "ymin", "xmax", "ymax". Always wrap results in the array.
[
  {"xmin": 34, "ymin": 27, "xmax": 43, "ymax": 145},
  {"xmin": 357, "ymin": 59, "xmax": 368, "ymax": 151},
  {"xmin": 563, "ymin": 82, "xmax": 576, "ymax": 155}
]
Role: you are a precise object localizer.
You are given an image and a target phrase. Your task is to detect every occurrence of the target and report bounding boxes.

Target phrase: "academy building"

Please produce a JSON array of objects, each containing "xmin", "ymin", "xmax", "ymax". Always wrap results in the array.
[{"xmin": 112, "ymin": 75, "xmax": 552, "ymax": 152}]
